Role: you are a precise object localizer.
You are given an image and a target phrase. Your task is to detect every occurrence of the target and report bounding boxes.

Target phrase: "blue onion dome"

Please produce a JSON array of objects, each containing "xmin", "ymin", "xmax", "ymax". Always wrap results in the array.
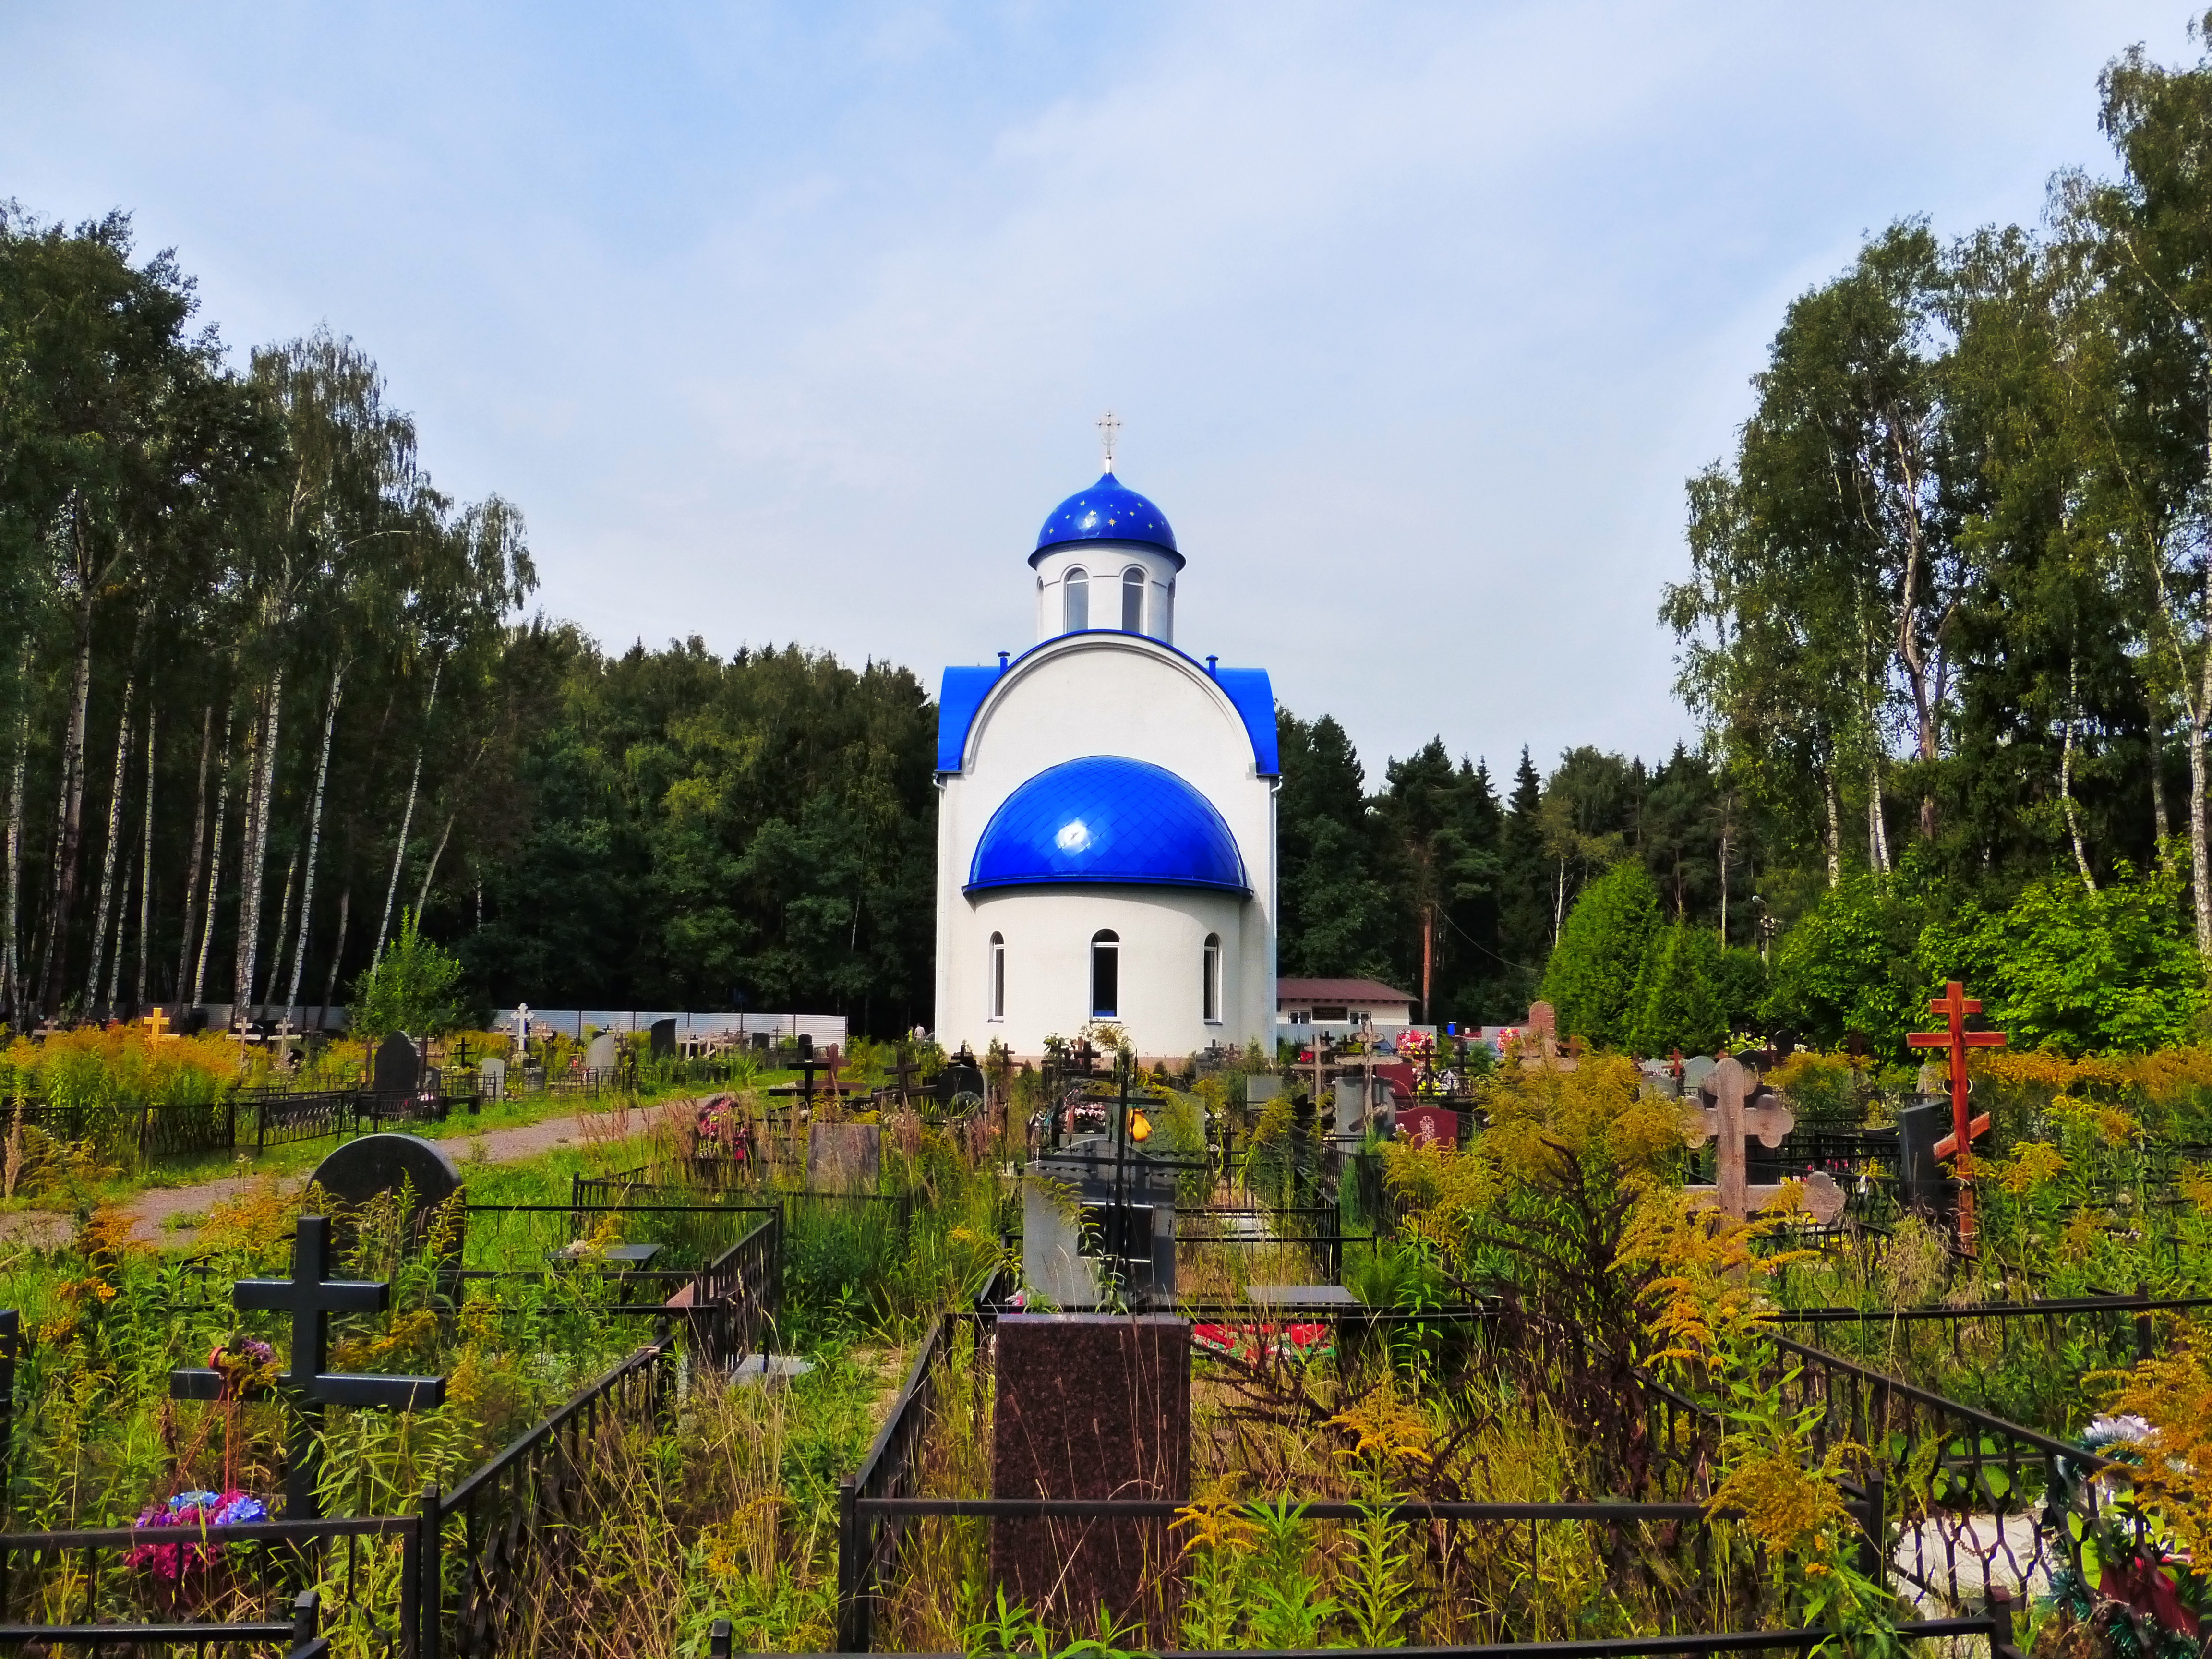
[
  {"xmin": 1031, "ymin": 472, "xmax": 1181, "ymax": 566},
  {"xmin": 967, "ymin": 757, "xmax": 1248, "ymax": 894}
]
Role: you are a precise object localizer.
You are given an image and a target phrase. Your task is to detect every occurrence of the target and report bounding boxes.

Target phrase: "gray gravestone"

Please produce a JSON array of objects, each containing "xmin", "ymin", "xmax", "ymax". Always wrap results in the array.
[
  {"xmin": 584, "ymin": 1031, "xmax": 619, "ymax": 1075},
  {"xmin": 807, "ymin": 1122, "xmax": 880, "ymax": 1192},
  {"xmin": 373, "ymin": 1032, "xmax": 420, "ymax": 1095},
  {"xmin": 477, "ymin": 1055, "xmax": 506, "ymax": 1101},
  {"xmin": 649, "ymin": 1017, "xmax": 677, "ymax": 1060}
]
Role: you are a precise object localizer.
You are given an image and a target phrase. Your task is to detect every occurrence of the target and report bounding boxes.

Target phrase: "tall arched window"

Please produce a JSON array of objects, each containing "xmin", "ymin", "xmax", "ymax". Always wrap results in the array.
[
  {"xmin": 1063, "ymin": 568, "xmax": 1089, "ymax": 632},
  {"xmin": 988, "ymin": 932, "xmax": 1006, "ymax": 1021},
  {"xmin": 1120, "ymin": 566, "xmax": 1145, "ymax": 633},
  {"xmin": 1202, "ymin": 933, "xmax": 1222, "ymax": 1023},
  {"xmin": 1090, "ymin": 929, "xmax": 1119, "ymax": 1018}
]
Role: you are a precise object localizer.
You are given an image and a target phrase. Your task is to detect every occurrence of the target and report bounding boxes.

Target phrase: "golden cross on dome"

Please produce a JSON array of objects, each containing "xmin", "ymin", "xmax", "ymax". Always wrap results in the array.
[{"xmin": 1097, "ymin": 409, "xmax": 1121, "ymax": 472}]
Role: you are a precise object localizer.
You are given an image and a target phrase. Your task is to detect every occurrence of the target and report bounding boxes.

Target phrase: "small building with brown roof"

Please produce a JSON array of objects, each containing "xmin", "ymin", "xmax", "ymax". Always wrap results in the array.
[{"xmin": 1275, "ymin": 977, "xmax": 1416, "ymax": 1028}]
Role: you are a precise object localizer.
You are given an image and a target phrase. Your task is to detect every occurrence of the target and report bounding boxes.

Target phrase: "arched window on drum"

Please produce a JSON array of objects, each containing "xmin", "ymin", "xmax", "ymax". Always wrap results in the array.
[{"xmin": 1090, "ymin": 930, "xmax": 1119, "ymax": 1019}]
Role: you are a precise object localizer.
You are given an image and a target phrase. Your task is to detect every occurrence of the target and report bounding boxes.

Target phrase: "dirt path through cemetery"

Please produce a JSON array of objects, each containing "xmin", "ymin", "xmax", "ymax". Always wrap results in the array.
[{"xmin": 0, "ymin": 1099, "xmax": 692, "ymax": 1250}]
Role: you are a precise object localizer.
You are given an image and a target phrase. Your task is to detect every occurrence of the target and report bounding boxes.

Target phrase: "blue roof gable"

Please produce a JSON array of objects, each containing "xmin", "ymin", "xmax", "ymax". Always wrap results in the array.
[
  {"xmin": 934, "ymin": 647, "xmax": 1277, "ymax": 778},
  {"xmin": 937, "ymin": 666, "xmax": 1000, "ymax": 773}
]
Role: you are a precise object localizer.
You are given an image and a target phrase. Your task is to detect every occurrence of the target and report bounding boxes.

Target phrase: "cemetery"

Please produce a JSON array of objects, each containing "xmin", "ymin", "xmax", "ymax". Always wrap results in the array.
[
  {"xmin": 14, "ymin": 12, "xmax": 2212, "ymax": 1656},
  {"xmin": 0, "ymin": 982, "xmax": 2199, "ymax": 1658}
]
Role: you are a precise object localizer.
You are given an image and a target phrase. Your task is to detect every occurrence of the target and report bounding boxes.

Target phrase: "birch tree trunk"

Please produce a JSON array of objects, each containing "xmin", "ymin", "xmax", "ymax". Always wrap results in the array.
[
  {"xmin": 2063, "ymin": 657, "xmax": 2095, "ymax": 893},
  {"xmin": 1824, "ymin": 771, "xmax": 1843, "ymax": 888},
  {"xmin": 175, "ymin": 705, "xmax": 213, "ymax": 1005},
  {"xmin": 1868, "ymin": 764, "xmax": 1892, "ymax": 873},
  {"xmin": 232, "ymin": 669, "xmax": 284, "ymax": 1012},
  {"xmin": 36, "ymin": 608, "xmax": 96, "ymax": 1014},
  {"xmin": 191, "ymin": 706, "xmax": 236, "ymax": 1009},
  {"xmin": 413, "ymin": 812, "xmax": 456, "ymax": 919},
  {"xmin": 2190, "ymin": 681, "xmax": 2211, "ymax": 956},
  {"xmin": 261, "ymin": 851, "xmax": 297, "ymax": 1010},
  {"xmin": 84, "ymin": 670, "xmax": 137, "ymax": 1010},
  {"xmin": 103, "ymin": 847, "xmax": 132, "ymax": 1010},
  {"xmin": 318, "ymin": 884, "xmax": 350, "ymax": 1028},
  {"xmin": 374, "ymin": 657, "xmax": 441, "ymax": 968},
  {"xmin": 2152, "ymin": 713, "xmax": 2173, "ymax": 868},
  {"xmin": 2, "ymin": 665, "xmax": 27, "ymax": 1022},
  {"xmin": 134, "ymin": 704, "xmax": 155, "ymax": 1008},
  {"xmin": 286, "ymin": 663, "xmax": 344, "ymax": 1010}
]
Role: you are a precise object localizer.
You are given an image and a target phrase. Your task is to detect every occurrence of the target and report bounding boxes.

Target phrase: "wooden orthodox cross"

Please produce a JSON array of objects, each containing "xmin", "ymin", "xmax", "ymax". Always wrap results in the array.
[
  {"xmin": 888, "ymin": 1047, "xmax": 923, "ymax": 1111},
  {"xmin": 172, "ymin": 1216, "xmax": 445, "ymax": 1517},
  {"xmin": 1679, "ymin": 1056, "xmax": 1843, "ymax": 1223},
  {"xmin": 141, "ymin": 1007, "xmax": 174, "ymax": 1044},
  {"xmin": 1905, "ymin": 980, "xmax": 2007, "ymax": 1248}
]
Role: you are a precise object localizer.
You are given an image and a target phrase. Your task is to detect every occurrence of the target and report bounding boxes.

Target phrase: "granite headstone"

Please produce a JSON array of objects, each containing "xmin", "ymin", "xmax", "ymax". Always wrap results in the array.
[
  {"xmin": 584, "ymin": 1031, "xmax": 620, "ymax": 1076},
  {"xmin": 649, "ymin": 1017, "xmax": 677, "ymax": 1060},
  {"xmin": 477, "ymin": 1055, "xmax": 506, "ymax": 1101},
  {"xmin": 373, "ymin": 1032, "xmax": 420, "ymax": 1096},
  {"xmin": 309, "ymin": 1133, "xmax": 463, "ymax": 1216},
  {"xmin": 991, "ymin": 1314, "xmax": 1190, "ymax": 1636},
  {"xmin": 1398, "ymin": 1103, "xmax": 1458, "ymax": 1147},
  {"xmin": 807, "ymin": 1122, "xmax": 880, "ymax": 1193}
]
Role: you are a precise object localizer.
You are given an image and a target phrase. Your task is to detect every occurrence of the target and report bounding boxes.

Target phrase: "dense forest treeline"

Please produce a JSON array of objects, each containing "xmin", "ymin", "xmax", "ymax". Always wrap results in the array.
[{"xmin": 12, "ymin": 17, "xmax": 2212, "ymax": 1049}]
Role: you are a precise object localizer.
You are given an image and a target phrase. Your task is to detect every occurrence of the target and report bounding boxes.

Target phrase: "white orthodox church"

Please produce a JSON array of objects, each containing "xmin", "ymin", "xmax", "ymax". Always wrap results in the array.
[{"xmin": 933, "ymin": 436, "xmax": 1278, "ymax": 1060}]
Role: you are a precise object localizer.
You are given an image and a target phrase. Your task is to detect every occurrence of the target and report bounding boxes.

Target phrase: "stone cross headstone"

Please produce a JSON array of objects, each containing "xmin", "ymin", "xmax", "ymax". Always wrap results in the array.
[
  {"xmin": 171, "ymin": 1216, "xmax": 445, "ymax": 1516},
  {"xmin": 584, "ymin": 1030, "xmax": 619, "ymax": 1077},
  {"xmin": 1679, "ymin": 1056, "xmax": 1843, "ymax": 1223},
  {"xmin": 511, "ymin": 1003, "xmax": 532, "ymax": 1058},
  {"xmin": 373, "ymin": 1031, "xmax": 419, "ymax": 1096},
  {"xmin": 807, "ymin": 1122, "xmax": 880, "ymax": 1193},
  {"xmin": 989, "ymin": 1314, "xmax": 1190, "ymax": 1638}
]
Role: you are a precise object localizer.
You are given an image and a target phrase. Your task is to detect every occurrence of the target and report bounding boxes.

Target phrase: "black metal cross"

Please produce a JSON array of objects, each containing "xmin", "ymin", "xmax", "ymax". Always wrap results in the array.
[
  {"xmin": 793, "ymin": 1052, "xmax": 830, "ymax": 1110},
  {"xmin": 172, "ymin": 1216, "xmax": 445, "ymax": 1516}
]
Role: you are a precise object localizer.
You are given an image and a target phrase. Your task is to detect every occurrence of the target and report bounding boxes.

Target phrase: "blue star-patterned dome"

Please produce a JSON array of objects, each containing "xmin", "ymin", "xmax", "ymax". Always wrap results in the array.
[
  {"xmin": 967, "ymin": 757, "xmax": 1248, "ymax": 895},
  {"xmin": 1030, "ymin": 472, "xmax": 1181, "ymax": 566}
]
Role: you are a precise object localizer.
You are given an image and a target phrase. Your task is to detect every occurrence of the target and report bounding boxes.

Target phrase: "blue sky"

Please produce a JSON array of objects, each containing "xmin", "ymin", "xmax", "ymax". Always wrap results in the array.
[{"xmin": 1, "ymin": 3, "xmax": 2195, "ymax": 783}]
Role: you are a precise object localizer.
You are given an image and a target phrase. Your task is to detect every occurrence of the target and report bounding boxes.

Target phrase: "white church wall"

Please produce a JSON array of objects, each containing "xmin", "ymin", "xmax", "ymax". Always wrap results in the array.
[
  {"xmin": 950, "ymin": 887, "xmax": 1249, "ymax": 1058},
  {"xmin": 934, "ymin": 632, "xmax": 1276, "ymax": 1058}
]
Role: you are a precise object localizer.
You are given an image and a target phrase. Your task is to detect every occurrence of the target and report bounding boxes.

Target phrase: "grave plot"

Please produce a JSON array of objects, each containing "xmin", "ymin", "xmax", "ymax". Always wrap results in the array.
[
  {"xmin": 837, "ymin": 1032, "xmax": 2196, "ymax": 1658},
  {"xmin": 0, "ymin": 1144, "xmax": 795, "ymax": 1655}
]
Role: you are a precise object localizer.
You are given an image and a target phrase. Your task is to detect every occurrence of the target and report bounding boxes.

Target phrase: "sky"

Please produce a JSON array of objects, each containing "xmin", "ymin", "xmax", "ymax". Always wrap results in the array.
[{"xmin": 1, "ymin": 2, "xmax": 2198, "ymax": 785}]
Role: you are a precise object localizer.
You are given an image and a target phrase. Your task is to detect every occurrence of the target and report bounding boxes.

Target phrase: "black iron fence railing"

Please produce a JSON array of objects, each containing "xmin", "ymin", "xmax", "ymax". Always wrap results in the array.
[
  {"xmin": 675, "ymin": 1209, "xmax": 783, "ymax": 1370},
  {"xmin": 835, "ymin": 1313, "xmax": 1913, "ymax": 1653},
  {"xmin": 0, "ymin": 1512, "xmax": 425, "ymax": 1657},
  {"xmin": 1772, "ymin": 1331, "xmax": 2120, "ymax": 1608},
  {"xmin": 837, "ymin": 1313, "xmax": 969, "ymax": 1652},
  {"xmin": 437, "ymin": 1331, "xmax": 677, "ymax": 1659},
  {"xmin": 461, "ymin": 1201, "xmax": 779, "ymax": 1280}
]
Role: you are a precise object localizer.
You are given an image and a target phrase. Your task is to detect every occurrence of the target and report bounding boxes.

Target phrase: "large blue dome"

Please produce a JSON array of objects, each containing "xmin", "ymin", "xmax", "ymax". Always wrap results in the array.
[
  {"xmin": 967, "ymin": 757, "xmax": 1248, "ymax": 895},
  {"xmin": 1031, "ymin": 472, "xmax": 1180, "ymax": 565}
]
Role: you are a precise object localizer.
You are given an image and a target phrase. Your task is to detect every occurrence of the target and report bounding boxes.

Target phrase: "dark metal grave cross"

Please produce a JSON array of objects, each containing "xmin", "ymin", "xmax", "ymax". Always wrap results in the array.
[
  {"xmin": 171, "ymin": 1216, "xmax": 445, "ymax": 1517},
  {"xmin": 792, "ymin": 1052, "xmax": 831, "ymax": 1111},
  {"xmin": 1906, "ymin": 980, "xmax": 2008, "ymax": 1248}
]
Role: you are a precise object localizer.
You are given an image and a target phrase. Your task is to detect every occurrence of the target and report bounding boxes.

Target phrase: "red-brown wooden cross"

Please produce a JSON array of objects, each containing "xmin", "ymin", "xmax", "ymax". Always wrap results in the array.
[{"xmin": 1905, "ymin": 980, "xmax": 2007, "ymax": 1245}]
